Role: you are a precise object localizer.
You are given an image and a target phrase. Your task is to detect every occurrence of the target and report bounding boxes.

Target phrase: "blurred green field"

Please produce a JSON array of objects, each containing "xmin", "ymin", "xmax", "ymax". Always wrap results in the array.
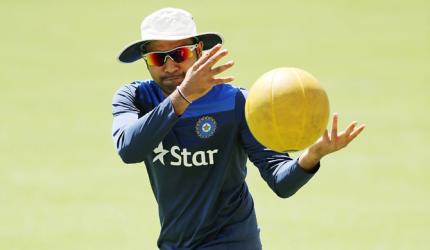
[{"xmin": 1, "ymin": 0, "xmax": 429, "ymax": 249}]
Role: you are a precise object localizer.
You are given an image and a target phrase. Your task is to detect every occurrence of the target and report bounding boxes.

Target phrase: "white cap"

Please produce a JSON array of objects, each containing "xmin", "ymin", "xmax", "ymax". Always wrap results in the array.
[{"xmin": 118, "ymin": 8, "xmax": 223, "ymax": 63}]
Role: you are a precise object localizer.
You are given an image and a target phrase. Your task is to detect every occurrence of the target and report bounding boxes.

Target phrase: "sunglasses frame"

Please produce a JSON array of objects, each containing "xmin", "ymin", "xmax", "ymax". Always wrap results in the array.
[{"xmin": 141, "ymin": 44, "xmax": 199, "ymax": 66}]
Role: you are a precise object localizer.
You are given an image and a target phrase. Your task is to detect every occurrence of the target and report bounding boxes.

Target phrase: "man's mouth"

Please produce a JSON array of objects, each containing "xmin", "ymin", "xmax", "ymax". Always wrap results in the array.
[{"xmin": 162, "ymin": 75, "xmax": 184, "ymax": 83}]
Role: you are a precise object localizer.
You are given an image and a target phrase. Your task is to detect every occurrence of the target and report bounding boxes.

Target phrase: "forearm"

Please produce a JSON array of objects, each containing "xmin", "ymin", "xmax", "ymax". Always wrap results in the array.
[
  {"xmin": 272, "ymin": 149, "xmax": 320, "ymax": 197},
  {"xmin": 238, "ymin": 88, "xmax": 318, "ymax": 199},
  {"xmin": 247, "ymin": 150, "xmax": 319, "ymax": 198},
  {"xmin": 170, "ymin": 87, "xmax": 191, "ymax": 116},
  {"xmin": 298, "ymin": 148, "xmax": 322, "ymax": 172},
  {"xmin": 113, "ymin": 98, "xmax": 178, "ymax": 163},
  {"xmin": 271, "ymin": 158, "xmax": 319, "ymax": 198}
]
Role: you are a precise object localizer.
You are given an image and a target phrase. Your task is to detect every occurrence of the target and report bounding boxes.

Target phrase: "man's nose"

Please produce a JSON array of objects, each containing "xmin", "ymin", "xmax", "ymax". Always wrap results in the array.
[{"xmin": 163, "ymin": 56, "xmax": 179, "ymax": 73}]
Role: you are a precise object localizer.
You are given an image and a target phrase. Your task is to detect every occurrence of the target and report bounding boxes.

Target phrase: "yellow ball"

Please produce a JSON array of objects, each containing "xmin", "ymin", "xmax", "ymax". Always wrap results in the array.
[{"xmin": 245, "ymin": 67, "xmax": 330, "ymax": 152}]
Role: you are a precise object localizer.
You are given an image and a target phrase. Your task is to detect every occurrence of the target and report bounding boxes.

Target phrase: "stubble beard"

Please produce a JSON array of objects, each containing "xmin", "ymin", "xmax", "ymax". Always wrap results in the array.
[{"xmin": 158, "ymin": 73, "xmax": 186, "ymax": 95}]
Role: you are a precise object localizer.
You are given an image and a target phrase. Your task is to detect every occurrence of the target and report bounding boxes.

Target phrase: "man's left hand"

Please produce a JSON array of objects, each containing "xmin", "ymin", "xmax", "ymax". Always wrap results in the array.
[{"xmin": 298, "ymin": 113, "xmax": 366, "ymax": 171}]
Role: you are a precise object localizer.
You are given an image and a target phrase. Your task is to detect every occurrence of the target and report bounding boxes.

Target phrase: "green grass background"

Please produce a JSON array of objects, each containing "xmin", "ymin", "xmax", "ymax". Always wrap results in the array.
[{"xmin": 1, "ymin": 0, "xmax": 429, "ymax": 249}]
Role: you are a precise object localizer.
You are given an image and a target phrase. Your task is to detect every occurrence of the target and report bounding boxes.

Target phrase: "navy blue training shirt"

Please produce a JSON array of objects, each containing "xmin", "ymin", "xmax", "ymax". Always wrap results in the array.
[{"xmin": 111, "ymin": 80, "xmax": 319, "ymax": 250}]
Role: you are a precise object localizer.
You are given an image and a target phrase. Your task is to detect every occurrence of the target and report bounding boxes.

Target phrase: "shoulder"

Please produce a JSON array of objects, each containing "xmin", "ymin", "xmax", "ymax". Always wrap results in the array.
[
  {"xmin": 112, "ymin": 80, "xmax": 156, "ymax": 116},
  {"xmin": 112, "ymin": 80, "xmax": 156, "ymax": 103},
  {"xmin": 209, "ymin": 83, "xmax": 250, "ymax": 107},
  {"xmin": 113, "ymin": 82, "xmax": 138, "ymax": 103},
  {"xmin": 210, "ymin": 84, "xmax": 248, "ymax": 99},
  {"xmin": 214, "ymin": 83, "xmax": 248, "ymax": 96},
  {"xmin": 113, "ymin": 80, "xmax": 151, "ymax": 97},
  {"xmin": 213, "ymin": 84, "xmax": 250, "ymax": 115},
  {"xmin": 206, "ymin": 83, "xmax": 247, "ymax": 108},
  {"xmin": 217, "ymin": 84, "xmax": 248, "ymax": 105},
  {"xmin": 216, "ymin": 84, "xmax": 249, "ymax": 122}
]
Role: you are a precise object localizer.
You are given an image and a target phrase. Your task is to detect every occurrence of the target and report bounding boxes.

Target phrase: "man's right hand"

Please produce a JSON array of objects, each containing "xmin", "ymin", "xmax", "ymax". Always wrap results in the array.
[
  {"xmin": 169, "ymin": 44, "xmax": 235, "ymax": 116},
  {"xmin": 179, "ymin": 44, "xmax": 235, "ymax": 101}
]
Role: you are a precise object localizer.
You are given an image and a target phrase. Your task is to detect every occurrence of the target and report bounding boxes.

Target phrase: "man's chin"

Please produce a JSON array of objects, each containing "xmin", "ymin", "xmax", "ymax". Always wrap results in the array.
[
  {"xmin": 157, "ymin": 79, "xmax": 184, "ymax": 95},
  {"xmin": 162, "ymin": 77, "xmax": 184, "ymax": 87}
]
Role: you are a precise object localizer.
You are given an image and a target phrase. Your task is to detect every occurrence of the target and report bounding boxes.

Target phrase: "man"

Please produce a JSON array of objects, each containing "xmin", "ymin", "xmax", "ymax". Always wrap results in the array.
[{"xmin": 112, "ymin": 8, "xmax": 365, "ymax": 250}]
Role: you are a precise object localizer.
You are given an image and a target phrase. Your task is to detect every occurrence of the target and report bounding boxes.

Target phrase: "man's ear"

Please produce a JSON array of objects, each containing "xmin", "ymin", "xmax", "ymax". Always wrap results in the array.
[
  {"xmin": 197, "ymin": 41, "xmax": 204, "ymax": 58},
  {"xmin": 143, "ymin": 59, "xmax": 150, "ymax": 70}
]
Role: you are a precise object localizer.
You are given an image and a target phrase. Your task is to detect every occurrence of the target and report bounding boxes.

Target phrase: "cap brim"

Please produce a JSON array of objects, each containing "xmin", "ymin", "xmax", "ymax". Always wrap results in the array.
[{"xmin": 117, "ymin": 32, "xmax": 224, "ymax": 63}]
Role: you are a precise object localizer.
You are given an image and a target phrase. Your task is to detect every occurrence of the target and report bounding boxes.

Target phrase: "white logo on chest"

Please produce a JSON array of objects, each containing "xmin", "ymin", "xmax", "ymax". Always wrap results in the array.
[{"xmin": 153, "ymin": 142, "xmax": 218, "ymax": 167}]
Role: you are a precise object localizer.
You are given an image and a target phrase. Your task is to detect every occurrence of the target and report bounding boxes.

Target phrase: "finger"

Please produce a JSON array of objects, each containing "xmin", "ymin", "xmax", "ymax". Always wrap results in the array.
[
  {"xmin": 194, "ymin": 44, "xmax": 222, "ymax": 68},
  {"xmin": 348, "ymin": 124, "xmax": 366, "ymax": 142},
  {"xmin": 211, "ymin": 76, "xmax": 235, "ymax": 85},
  {"xmin": 337, "ymin": 121, "xmax": 357, "ymax": 147},
  {"xmin": 322, "ymin": 129, "xmax": 330, "ymax": 142},
  {"xmin": 331, "ymin": 112, "xmax": 339, "ymax": 140},
  {"xmin": 345, "ymin": 121, "xmax": 357, "ymax": 136},
  {"xmin": 211, "ymin": 60, "xmax": 234, "ymax": 75},
  {"xmin": 202, "ymin": 48, "xmax": 229, "ymax": 69}
]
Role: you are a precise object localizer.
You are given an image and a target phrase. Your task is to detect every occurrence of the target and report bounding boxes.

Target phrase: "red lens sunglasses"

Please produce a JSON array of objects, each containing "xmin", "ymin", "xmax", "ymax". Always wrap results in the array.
[{"xmin": 141, "ymin": 44, "xmax": 198, "ymax": 67}]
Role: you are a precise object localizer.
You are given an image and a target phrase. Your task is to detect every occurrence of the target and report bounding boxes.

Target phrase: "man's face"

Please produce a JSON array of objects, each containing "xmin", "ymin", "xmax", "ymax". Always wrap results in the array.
[{"xmin": 144, "ymin": 38, "xmax": 203, "ymax": 95}]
